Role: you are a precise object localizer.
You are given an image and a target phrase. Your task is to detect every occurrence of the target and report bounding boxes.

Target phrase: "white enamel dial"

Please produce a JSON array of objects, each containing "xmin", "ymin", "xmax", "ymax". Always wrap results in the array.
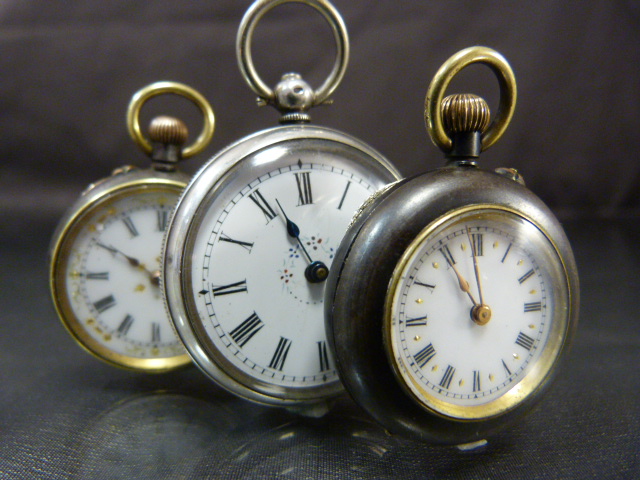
[
  {"xmin": 164, "ymin": 129, "xmax": 401, "ymax": 406},
  {"xmin": 387, "ymin": 207, "xmax": 569, "ymax": 419},
  {"xmin": 190, "ymin": 161, "xmax": 376, "ymax": 391},
  {"xmin": 52, "ymin": 183, "xmax": 189, "ymax": 371}
]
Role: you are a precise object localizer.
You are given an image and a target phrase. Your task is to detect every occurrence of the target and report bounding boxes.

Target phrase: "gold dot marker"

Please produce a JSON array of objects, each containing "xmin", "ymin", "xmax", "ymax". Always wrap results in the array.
[
  {"xmin": 104, "ymin": 334, "xmax": 112, "ymax": 341},
  {"xmin": 489, "ymin": 374, "xmax": 495, "ymax": 382},
  {"xmin": 135, "ymin": 284, "xmax": 146, "ymax": 292},
  {"xmin": 513, "ymin": 353, "xmax": 519, "ymax": 360},
  {"xmin": 529, "ymin": 324, "xmax": 536, "ymax": 329},
  {"xmin": 414, "ymin": 335, "xmax": 421, "ymax": 341},
  {"xmin": 433, "ymin": 262, "xmax": 440, "ymax": 269},
  {"xmin": 459, "ymin": 379, "xmax": 465, "ymax": 387},
  {"xmin": 415, "ymin": 298, "xmax": 424, "ymax": 304},
  {"xmin": 432, "ymin": 365, "xmax": 439, "ymax": 372},
  {"xmin": 70, "ymin": 270, "xmax": 81, "ymax": 279},
  {"xmin": 530, "ymin": 289, "xmax": 537, "ymax": 295},
  {"xmin": 461, "ymin": 243, "xmax": 467, "ymax": 251},
  {"xmin": 87, "ymin": 318, "xmax": 95, "ymax": 325},
  {"xmin": 517, "ymin": 259, "xmax": 524, "ymax": 266},
  {"xmin": 493, "ymin": 241, "xmax": 499, "ymax": 249}
]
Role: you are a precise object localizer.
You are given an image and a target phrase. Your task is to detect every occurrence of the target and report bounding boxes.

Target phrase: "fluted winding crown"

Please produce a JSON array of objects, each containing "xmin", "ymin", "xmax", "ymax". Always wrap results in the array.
[
  {"xmin": 148, "ymin": 116, "xmax": 189, "ymax": 146},
  {"xmin": 442, "ymin": 93, "xmax": 490, "ymax": 135}
]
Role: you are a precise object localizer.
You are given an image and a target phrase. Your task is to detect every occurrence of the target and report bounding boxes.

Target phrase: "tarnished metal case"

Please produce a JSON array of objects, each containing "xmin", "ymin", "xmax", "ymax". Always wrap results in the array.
[{"xmin": 325, "ymin": 166, "xmax": 579, "ymax": 444}]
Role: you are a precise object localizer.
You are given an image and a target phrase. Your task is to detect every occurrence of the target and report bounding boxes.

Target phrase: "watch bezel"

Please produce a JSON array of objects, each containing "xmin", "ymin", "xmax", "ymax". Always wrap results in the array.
[
  {"xmin": 384, "ymin": 204, "xmax": 572, "ymax": 420},
  {"xmin": 50, "ymin": 169, "xmax": 191, "ymax": 372}
]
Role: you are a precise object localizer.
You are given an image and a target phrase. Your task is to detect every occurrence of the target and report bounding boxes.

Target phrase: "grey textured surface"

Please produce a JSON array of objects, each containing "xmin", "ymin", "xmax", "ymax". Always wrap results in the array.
[
  {"xmin": 1, "ymin": 219, "xmax": 639, "ymax": 478},
  {"xmin": 1, "ymin": 1, "xmax": 639, "ymax": 478}
]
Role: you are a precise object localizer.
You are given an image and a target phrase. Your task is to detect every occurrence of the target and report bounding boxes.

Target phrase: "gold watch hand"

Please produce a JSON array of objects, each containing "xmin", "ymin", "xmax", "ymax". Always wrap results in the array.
[
  {"xmin": 466, "ymin": 226, "xmax": 485, "ymax": 306},
  {"xmin": 465, "ymin": 226, "xmax": 492, "ymax": 326},
  {"xmin": 97, "ymin": 243, "xmax": 159, "ymax": 287},
  {"xmin": 449, "ymin": 261, "xmax": 478, "ymax": 306}
]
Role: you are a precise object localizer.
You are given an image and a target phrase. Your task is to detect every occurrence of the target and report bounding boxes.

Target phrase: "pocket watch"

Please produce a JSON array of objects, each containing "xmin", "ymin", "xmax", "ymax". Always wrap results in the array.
[
  {"xmin": 49, "ymin": 81, "xmax": 215, "ymax": 372},
  {"xmin": 325, "ymin": 47, "xmax": 579, "ymax": 445},
  {"xmin": 163, "ymin": 0, "xmax": 401, "ymax": 410}
]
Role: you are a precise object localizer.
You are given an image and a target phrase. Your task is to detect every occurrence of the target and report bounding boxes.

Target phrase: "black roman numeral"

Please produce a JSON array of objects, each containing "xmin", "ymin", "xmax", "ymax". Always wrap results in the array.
[
  {"xmin": 439, "ymin": 245, "xmax": 456, "ymax": 266},
  {"xmin": 524, "ymin": 301, "xmax": 542, "ymax": 313},
  {"xmin": 157, "ymin": 209, "xmax": 168, "ymax": 232},
  {"xmin": 295, "ymin": 172, "xmax": 313, "ymax": 206},
  {"xmin": 268, "ymin": 337, "xmax": 292, "ymax": 371},
  {"xmin": 414, "ymin": 343, "xmax": 436, "ymax": 368},
  {"xmin": 318, "ymin": 340, "xmax": 330, "ymax": 372},
  {"xmin": 219, "ymin": 232, "xmax": 254, "ymax": 252},
  {"xmin": 518, "ymin": 269, "xmax": 535, "ymax": 284},
  {"xmin": 501, "ymin": 243, "xmax": 512, "ymax": 263},
  {"xmin": 472, "ymin": 370, "xmax": 481, "ymax": 392},
  {"xmin": 248, "ymin": 189, "xmax": 277, "ymax": 223},
  {"xmin": 515, "ymin": 331, "xmax": 535, "ymax": 351},
  {"xmin": 93, "ymin": 295, "xmax": 116, "ymax": 313},
  {"xmin": 117, "ymin": 314, "xmax": 134, "ymax": 335},
  {"xmin": 405, "ymin": 316, "xmax": 428, "ymax": 327},
  {"xmin": 229, "ymin": 312, "xmax": 264, "ymax": 347},
  {"xmin": 502, "ymin": 359, "xmax": 512, "ymax": 376},
  {"xmin": 337, "ymin": 181, "xmax": 351, "ymax": 210},
  {"xmin": 122, "ymin": 216, "xmax": 139, "ymax": 237},
  {"xmin": 211, "ymin": 280, "xmax": 248, "ymax": 297},
  {"xmin": 151, "ymin": 322, "xmax": 161, "ymax": 343},
  {"xmin": 85, "ymin": 272, "xmax": 109, "ymax": 280},
  {"xmin": 471, "ymin": 233, "xmax": 483, "ymax": 256},
  {"xmin": 414, "ymin": 280, "xmax": 435, "ymax": 291},
  {"xmin": 439, "ymin": 365, "xmax": 456, "ymax": 389}
]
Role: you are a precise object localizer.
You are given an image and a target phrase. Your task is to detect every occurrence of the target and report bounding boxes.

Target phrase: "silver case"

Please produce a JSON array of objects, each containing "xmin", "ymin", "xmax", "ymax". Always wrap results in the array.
[{"xmin": 163, "ymin": 124, "xmax": 401, "ymax": 408}]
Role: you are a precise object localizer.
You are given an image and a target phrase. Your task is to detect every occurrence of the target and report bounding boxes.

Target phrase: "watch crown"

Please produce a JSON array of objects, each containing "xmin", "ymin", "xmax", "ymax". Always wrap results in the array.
[
  {"xmin": 440, "ymin": 94, "xmax": 490, "ymax": 162},
  {"xmin": 148, "ymin": 116, "xmax": 189, "ymax": 171},
  {"xmin": 148, "ymin": 116, "xmax": 189, "ymax": 146},
  {"xmin": 442, "ymin": 94, "xmax": 490, "ymax": 135}
]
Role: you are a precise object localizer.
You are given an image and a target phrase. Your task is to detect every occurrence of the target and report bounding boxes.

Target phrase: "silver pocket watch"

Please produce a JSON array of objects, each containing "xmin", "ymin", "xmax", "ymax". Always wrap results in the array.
[
  {"xmin": 49, "ymin": 82, "xmax": 214, "ymax": 372},
  {"xmin": 163, "ymin": 0, "xmax": 401, "ymax": 411},
  {"xmin": 325, "ymin": 47, "xmax": 579, "ymax": 444}
]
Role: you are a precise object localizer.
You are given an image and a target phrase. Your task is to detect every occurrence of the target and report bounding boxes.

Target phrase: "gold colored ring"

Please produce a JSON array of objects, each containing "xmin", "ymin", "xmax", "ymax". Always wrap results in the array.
[
  {"xmin": 126, "ymin": 81, "xmax": 215, "ymax": 158},
  {"xmin": 236, "ymin": 0, "xmax": 349, "ymax": 105},
  {"xmin": 425, "ymin": 46, "xmax": 517, "ymax": 152}
]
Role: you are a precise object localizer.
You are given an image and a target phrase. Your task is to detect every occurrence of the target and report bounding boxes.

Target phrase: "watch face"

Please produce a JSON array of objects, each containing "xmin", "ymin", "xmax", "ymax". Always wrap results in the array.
[
  {"xmin": 51, "ymin": 182, "xmax": 189, "ymax": 371},
  {"xmin": 386, "ymin": 206, "xmax": 571, "ymax": 419},
  {"xmin": 169, "ymin": 132, "xmax": 399, "ymax": 404}
]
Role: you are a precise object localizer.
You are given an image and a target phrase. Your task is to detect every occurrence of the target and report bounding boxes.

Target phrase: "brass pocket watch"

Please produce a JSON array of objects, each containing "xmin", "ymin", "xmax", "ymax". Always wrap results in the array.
[
  {"xmin": 326, "ymin": 47, "xmax": 579, "ymax": 444},
  {"xmin": 49, "ymin": 82, "xmax": 215, "ymax": 372},
  {"xmin": 163, "ymin": 0, "xmax": 401, "ymax": 410}
]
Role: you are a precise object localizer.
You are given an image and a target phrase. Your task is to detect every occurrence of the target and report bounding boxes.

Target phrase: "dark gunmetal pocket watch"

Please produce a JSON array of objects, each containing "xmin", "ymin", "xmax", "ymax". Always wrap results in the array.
[
  {"xmin": 49, "ymin": 82, "xmax": 215, "ymax": 372},
  {"xmin": 163, "ymin": 0, "xmax": 401, "ymax": 412},
  {"xmin": 325, "ymin": 46, "xmax": 579, "ymax": 445}
]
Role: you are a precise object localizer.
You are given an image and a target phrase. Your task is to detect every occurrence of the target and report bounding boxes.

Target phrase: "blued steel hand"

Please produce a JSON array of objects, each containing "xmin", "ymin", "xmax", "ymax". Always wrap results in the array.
[{"xmin": 275, "ymin": 199, "xmax": 329, "ymax": 283}]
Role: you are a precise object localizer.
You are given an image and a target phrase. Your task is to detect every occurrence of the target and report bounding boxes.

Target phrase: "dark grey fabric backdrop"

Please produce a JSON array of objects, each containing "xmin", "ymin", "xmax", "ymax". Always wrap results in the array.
[
  {"xmin": 2, "ymin": 0, "xmax": 640, "ymax": 237},
  {"xmin": 1, "ymin": 2, "xmax": 640, "ymax": 479}
]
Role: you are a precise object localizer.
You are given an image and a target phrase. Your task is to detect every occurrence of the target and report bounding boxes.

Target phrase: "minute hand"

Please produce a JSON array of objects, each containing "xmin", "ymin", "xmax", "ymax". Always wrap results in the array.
[
  {"xmin": 275, "ymin": 199, "xmax": 329, "ymax": 284},
  {"xmin": 275, "ymin": 199, "xmax": 314, "ymax": 264}
]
